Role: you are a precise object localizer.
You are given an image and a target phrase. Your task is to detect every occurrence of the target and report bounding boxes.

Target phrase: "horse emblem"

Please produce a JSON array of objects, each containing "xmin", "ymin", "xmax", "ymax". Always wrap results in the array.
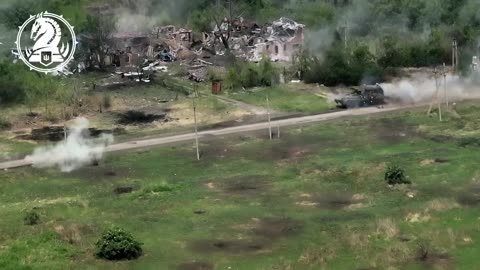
[{"xmin": 16, "ymin": 12, "xmax": 77, "ymax": 73}]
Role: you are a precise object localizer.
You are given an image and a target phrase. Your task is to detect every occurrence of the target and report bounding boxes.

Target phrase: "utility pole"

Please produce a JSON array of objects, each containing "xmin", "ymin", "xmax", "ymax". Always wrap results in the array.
[
  {"xmin": 344, "ymin": 20, "xmax": 348, "ymax": 50},
  {"xmin": 452, "ymin": 39, "xmax": 455, "ymax": 73},
  {"xmin": 266, "ymin": 94, "xmax": 272, "ymax": 140},
  {"xmin": 443, "ymin": 63, "xmax": 448, "ymax": 110},
  {"xmin": 428, "ymin": 67, "xmax": 442, "ymax": 121},
  {"xmin": 436, "ymin": 70, "xmax": 442, "ymax": 122},
  {"xmin": 193, "ymin": 84, "xmax": 200, "ymax": 160},
  {"xmin": 452, "ymin": 38, "xmax": 458, "ymax": 73}
]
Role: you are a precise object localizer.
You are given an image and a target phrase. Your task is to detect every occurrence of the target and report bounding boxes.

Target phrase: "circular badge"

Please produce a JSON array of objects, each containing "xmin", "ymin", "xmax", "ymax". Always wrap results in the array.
[{"xmin": 16, "ymin": 11, "xmax": 77, "ymax": 73}]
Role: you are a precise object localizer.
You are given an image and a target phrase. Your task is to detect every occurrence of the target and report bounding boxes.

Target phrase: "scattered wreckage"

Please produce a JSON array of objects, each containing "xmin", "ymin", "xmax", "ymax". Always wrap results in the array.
[{"xmin": 335, "ymin": 84, "xmax": 386, "ymax": 109}]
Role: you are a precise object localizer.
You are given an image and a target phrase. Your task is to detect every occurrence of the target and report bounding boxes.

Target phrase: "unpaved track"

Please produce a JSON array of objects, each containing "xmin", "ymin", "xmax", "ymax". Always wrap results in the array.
[{"xmin": 0, "ymin": 104, "xmax": 419, "ymax": 170}]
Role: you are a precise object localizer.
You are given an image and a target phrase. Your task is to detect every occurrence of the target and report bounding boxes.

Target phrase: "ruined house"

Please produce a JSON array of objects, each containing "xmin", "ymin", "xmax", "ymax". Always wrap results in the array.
[
  {"xmin": 251, "ymin": 17, "xmax": 305, "ymax": 62},
  {"xmin": 212, "ymin": 17, "xmax": 305, "ymax": 62}
]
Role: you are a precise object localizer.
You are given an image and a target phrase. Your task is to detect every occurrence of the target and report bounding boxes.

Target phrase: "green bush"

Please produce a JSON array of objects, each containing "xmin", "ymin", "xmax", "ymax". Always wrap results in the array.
[
  {"xmin": 23, "ymin": 210, "xmax": 40, "ymax": 225},
  {"xmin": 95, "ymin": 227, "xmax": 143, "ymax": 261},
  {"xmin": 225, "ymin": 58, "xmax": 278, "ymax": 91},
  {"xmin": 385, "ymin": 165, "xmax": 410, "ymax": 185}
]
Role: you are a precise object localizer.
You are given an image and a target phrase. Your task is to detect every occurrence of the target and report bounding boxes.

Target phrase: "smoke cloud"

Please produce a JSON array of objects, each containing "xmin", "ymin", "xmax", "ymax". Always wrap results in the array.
[
  {"xmin": 25, "ymin": 118, "xmax": 113, "ymax": 172},
  {"xmin": 381, "ymin": 71, "xmax": 480, "ymax": 104},
  {"xmin": 113, "ymin": 0, "xmax": 203, "ymax": 33}
]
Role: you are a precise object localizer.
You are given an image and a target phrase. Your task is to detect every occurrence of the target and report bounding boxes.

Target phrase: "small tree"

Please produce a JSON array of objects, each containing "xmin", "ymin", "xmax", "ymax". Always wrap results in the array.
[
  {"xmin": 385, "ymin": 165, "xmax": 410, "ymax": 185},
  {"xmin": 24, "ymin": 209, "xmax": 40, "ymax": 225},
  {"xmin": 96, "ymin": 227, "xmax": 143, "ymax": 260}
]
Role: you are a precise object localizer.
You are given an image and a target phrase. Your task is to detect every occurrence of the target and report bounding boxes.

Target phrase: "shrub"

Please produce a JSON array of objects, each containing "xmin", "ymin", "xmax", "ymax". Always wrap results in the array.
[
  {"xmin": 385, "ymin": 165, "xmax": 410, "ymax": 185},
  {"xmin": 95, "ymin": 227, "xmax": 143, "ymax": 260},
  {"xmin": 225, "ymin": 59, "xmax": 279, "ymax": 91},
  {"xmin": 24, "ymin": 210, "xmax": 40, "ymax": 225}
]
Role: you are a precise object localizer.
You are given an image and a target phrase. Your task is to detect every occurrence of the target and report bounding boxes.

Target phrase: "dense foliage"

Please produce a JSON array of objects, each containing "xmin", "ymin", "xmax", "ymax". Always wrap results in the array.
[
  {"xmin": 95, "ymin": 227, "xmax": 143, "ymax": 261},
  {"xmin": 23, "ymin": 209, "xmax": 40, "ymax": 225},
  {"xmin": 385, "ymin": 165, "xmax": 410, "ymax": 185},
  {"xmin": 225, "ymin": 58, "xmax": 278, "ymax": 90}
]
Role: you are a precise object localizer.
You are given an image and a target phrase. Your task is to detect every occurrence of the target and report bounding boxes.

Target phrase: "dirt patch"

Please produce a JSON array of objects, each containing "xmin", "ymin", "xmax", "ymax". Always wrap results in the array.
[
  {"xmin": 219, "ymin": 175, "xmax": 271, "ymax": 195},
  {"xmin": 191, "ymin": 239, "xmax": 269, "ymax": 254},
  {"xmin": 176, "ymin": 262, "xmax": 214, "ymax": 270},
  {"xmin": 54, "ymin": 224, "xmax": 93, "ymax": 244},
  {"xmin": 420, "ymin": 158, "xmax": 450, "ymax": 166},
  {"xmin": 457, "ymin": 183, "xmax": 480, "ymax": 206},
  {"xmin": 416, "ymin": 246, "xmax": 453, "ymax": 269},
  {"xmin": 242, "ymin": 133, "xmax": 321, "ymax": 162},
  {"xmin": 369, "ymin": 118, "xmax": 417, "ymax": 143},
  {"xmin": 198, "ymin": 141, "xmax": 235, "ymax": 160},
  {"xmin": 252, "ymin": 218, "xmax": 302, "ymax": 239}
]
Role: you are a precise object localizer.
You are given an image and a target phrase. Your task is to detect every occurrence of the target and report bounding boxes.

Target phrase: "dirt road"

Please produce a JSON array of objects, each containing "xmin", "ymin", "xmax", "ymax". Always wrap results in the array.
[{"xmin": 0, "ymin": 104, "xmax": 417, "ymax": 170}]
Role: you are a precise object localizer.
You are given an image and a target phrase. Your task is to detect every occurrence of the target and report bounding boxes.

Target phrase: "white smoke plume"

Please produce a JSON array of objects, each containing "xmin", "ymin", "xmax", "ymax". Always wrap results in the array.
[
  {"xmin": 25, "ymin": 118, "xmax": 114, "ymax": 173},
  {"xmin": 381, "ymin": 71, "xmax": 480, "ymax": 104}
]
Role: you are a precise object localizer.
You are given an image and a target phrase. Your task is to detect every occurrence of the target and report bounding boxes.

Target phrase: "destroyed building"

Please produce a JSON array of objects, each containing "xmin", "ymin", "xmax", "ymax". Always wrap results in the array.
[
  {"xmin": 211, "ymin": 17, "xmax": 305, "ymax": 62},
  {"xmin": 250, "ymin": 17, "xmax": 305, "ymax": 62},
  {"xmin": 79, "ymin": 17, "xmax": 305, "ymax": 79}
]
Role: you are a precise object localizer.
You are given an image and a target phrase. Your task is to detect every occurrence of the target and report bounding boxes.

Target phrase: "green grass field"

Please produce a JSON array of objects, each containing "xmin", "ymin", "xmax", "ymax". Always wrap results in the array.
[
  {"xmin": 229, "ymin": 86, "xmax": 333, "ymax": 113},
  {"xmin": 1, "ymin": 104, "xmax": 480, "ymax": 269}
]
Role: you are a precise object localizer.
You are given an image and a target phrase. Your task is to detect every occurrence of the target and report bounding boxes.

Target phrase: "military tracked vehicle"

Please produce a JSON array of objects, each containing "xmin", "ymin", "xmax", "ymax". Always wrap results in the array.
[{"xmin": 335, "ymin": 84, "xmax": 385, "ymax": 109}]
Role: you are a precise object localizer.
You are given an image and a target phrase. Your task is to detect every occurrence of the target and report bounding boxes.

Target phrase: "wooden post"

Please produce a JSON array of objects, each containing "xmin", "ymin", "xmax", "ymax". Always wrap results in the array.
[
  {"xmin": 266, "ymin": 94, "xmax": 272, "ymax": 140},
  {"xmin": 193, "ymin": 84, "xmax": 200, "ymax": 160}
]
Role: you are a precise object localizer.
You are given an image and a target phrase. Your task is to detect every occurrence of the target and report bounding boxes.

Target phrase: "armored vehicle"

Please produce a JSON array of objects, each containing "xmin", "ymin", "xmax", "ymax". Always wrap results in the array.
[{"xmin": 335, "ymin": 84, "xmax": 385, "ymax": 109}]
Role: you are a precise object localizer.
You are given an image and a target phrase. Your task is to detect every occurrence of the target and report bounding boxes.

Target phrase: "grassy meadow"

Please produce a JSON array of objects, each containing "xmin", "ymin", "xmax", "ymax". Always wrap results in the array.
[
  {"xmin": 1, "ymin": 104, "xmax": 480, "ymax": 269},
  {"xmin": 229, "ymin": 86, "xmax": 333, "ymax": 114}
]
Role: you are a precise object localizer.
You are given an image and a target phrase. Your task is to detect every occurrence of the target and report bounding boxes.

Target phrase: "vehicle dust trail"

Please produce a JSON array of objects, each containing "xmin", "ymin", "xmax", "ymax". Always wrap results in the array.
[
  {"xmin": 0, "ymin": 104, "xmax": 421, "ymax": 171},
  {"xmin": 24, "ymin": 118, "xmax": 114, "ymax": 172},
  {"xmin": 381, "ymin": 72, "xmax": 480, "ymax": 104}
]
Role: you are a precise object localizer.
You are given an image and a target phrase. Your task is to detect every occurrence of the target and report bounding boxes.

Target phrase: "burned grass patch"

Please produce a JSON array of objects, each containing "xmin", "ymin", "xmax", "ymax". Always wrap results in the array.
[
  {"xmin": 66, "ymin": 165, "xmax": 131, "ymax": 181},
  {"xmin": 252, "ymin": 218, "xmax": 303, "ymax": 239},
  {"xmin": 117, "ymin": 110, "xmax": 167, "ymax": 125},
  {"xmin": 312, "ymin": 193, "xmax": 366, "ymax": 210},
  {"xmin": 113, "ymin": 186, "xmax": 134, "ymax": 194},
  {"xmin": 15, "ymin": 126, "xmax": 124, "ymax": 142},
  {"xmin": 176, "ymin": 262, "xmax": 214, "ymax": 270},
  {"xmin": 191, "ymin": 239, "xmax": 269, "ymax": 254}
]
